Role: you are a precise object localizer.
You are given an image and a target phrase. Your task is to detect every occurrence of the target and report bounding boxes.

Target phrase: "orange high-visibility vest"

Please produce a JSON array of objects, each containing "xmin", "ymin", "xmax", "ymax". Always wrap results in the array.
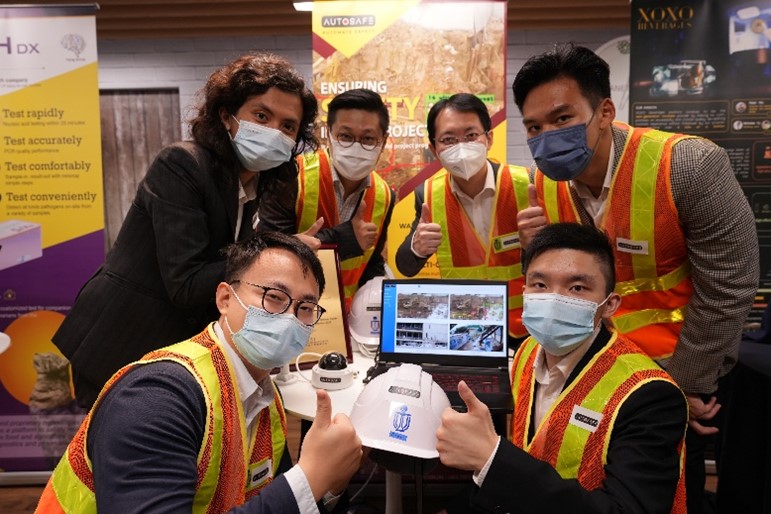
[
  {"xmin": 36, "ymin": 325, "xmax": 287, "ymax": 514},
  {"xmin": 510, "ymin": 332, "xmax": 686, "ymax": 513},
  {"xmin": 427, "ymin": 165, "xmax": 530, "ymax": 338},
  {"xmin": 536, "ymin": 122, "xmax": 694, "ymax": 360},
  {"xmin": 296, "ymin": 149, "xmax": 392, "ymax": 312}
]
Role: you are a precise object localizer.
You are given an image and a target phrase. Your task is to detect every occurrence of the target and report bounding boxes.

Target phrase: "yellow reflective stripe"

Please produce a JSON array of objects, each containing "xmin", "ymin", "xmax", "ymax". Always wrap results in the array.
[
  {"xmin": 269, "ymin": 398, "xmax": 285, "ymax": 474},
  {"xmin": 554, "ymin": 336, "xmax": 657, "ymax": 477},
  {"xmin": 615, "ymin": 261, "xmax": 691, "ymax": 296},
  {"xmin": 431, "ymin": 173, "xmax": 454, "ymax": 269},
  {"xmin": 542, "ymin": 177, "xmax": 560, "ymax": 223},
  {"xmin": 440, "ymin": 262, "xmax": 521, "ymax": 279},
  {"xmin": 629, "ymin": 130, "xmax": 668, "ymax": 278},
  {"xmin": 339, "ymin": 175, "xmax": 389, "ymax": 299},
  {"xmin": 176, "ymin": 340, "xmax": 231, "ymax": 511},
  {"xmin": 611, "ymin": 306, "xmax": 687, "ymax": 334},
  {"xmin": 344, "ymin": 283, "xmax": 358, "ymax": 298},
  {"xmin": 50, "ymin": 449, "xmax": 97, "ymax": 514},
  {"xmin": 370, "ymin": 177, "xmax": 389, "ymax": 228},
  {"xmin": 340, "ymin": 259, "xmax": 360, "ymax": 271},
  {"xmin": 297, "ymin": 151, "xmax": 323, "ymax": 232},
  {"xmin": 510, "ymin": 165, "xmax": 530, "ymax": 211},
  {"xmin": 509, "ymin": 294, "xmax": 523, "ymax": 309}
]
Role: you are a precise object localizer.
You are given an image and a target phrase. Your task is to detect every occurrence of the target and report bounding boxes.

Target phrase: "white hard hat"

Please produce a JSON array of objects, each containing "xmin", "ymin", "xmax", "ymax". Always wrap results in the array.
[
  {"xmin": 349, "ymin": 276, "xmax": 384, "ymax": 348},
  {"xmin": 350, "ymin": 363, "xmax": 450, "ymax": 460}
]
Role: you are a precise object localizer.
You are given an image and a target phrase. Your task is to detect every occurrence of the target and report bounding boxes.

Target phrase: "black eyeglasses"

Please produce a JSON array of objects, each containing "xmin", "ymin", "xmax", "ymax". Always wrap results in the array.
[
  {"xmin": 230, "ymin": 280, "xmax": 326, "ymax": 326},
  {"xmin": 436, "ymin": 131, "xmax": 487, "ymax": 147},
  {"xmin": 334, "ymin": 133, "xmax": 382, "ymax": 151}
]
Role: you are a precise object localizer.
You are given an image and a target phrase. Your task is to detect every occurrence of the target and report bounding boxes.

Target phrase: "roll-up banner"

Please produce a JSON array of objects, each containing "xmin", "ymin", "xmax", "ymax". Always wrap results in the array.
[
  {"xmin": 312, "ymin": 0, "xmax": 508, "ymax": 278},
  {"xmin": 0, "ymin": 4, "xmax": 102, "ymax": 480},
  {"xmin": 630, "ymin": 0, "xmax": 771, "ymax": 321}
]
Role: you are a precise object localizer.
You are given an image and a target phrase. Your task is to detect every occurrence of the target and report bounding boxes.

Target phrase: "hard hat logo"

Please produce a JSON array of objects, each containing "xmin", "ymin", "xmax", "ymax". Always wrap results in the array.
[
  {"xmin": 350, "ymin": 363, "xmax": 450, "ymax": 460},
  {"xmin": 349, "ymin": 277, "xmax": 385, "ymax": 351},
  {"xmin": 391, "ymin": 405, "xmax": 412, "ymax": 439}
]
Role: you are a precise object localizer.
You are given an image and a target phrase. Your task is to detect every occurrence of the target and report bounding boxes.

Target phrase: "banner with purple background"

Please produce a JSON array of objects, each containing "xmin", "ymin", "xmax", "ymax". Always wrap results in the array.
[{"xmin": 0, "ymin": 4, "xmax": 102, "ymax": 478}]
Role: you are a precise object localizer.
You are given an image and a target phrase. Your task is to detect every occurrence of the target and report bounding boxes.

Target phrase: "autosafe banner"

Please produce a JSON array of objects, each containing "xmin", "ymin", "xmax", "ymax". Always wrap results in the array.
[
  {"xmin": 312, "ymin": 0, "xmax": 508, "ymax": 278},
  {"xmin": 629, "ymin": 0, "xmax": 771, "ymax": 322},
  {"xmin": 0, "ymin": 5, "xmax": 102, "ymax": 475}
]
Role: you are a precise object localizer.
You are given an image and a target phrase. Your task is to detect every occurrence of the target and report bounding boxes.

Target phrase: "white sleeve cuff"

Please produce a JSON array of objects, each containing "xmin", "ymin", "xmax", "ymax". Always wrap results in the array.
[
  {"xmin": 284, "ymin": 465, "xmax": 321, "ymax": 514},
  {"xmin": 410, "ymin": 232, "xmax": 430, "ymax": 259},
  {"xmin": 472, "ymin": 436, "xmax": 501, "ymax": 487}
]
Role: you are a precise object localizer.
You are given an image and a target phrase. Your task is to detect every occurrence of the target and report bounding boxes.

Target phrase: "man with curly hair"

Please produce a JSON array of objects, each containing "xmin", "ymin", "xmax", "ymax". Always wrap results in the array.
[{"xmin": 54, "ymin": 53, "xmax": 320, "ymax": 408}]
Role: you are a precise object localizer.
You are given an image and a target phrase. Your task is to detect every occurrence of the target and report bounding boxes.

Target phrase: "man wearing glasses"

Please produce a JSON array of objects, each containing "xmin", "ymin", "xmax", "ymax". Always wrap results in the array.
[
  {"xmin": 259, "ymin": 88, "xmax": 395, "ymax": 312},
  {"xmin": 37, "ymin": 232, "xmax": 362, "ymax": 514},
  {"xmin": 395, "ymin": 93, "xmax": 532, "ymax": 340}
]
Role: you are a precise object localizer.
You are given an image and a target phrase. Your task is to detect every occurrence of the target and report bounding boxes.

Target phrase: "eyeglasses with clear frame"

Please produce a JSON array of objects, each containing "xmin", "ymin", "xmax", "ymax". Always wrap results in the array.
[
  {"xmin": 435, "ymin": 131, "xmax": 488, "ymax": 147},
  {"xmin": 230, "ymin": 280, "xmax": 326, "ymax": 326},
  {"xmin": 334, "ymin": 132, "xmax": 382, "ymax": 151}
]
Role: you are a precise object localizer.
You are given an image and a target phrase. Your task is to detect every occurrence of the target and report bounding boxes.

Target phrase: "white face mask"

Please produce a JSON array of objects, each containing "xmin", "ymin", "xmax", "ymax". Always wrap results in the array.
[
  {"xmin": 229, "ymin": 116, "xmax": 296, "ymax": 172},
  {"xmin": 329, "ymin": 139, "xmax": 380, "ymax": 181},
  {"xmin": 522, "ymin": 292, "xmax": 610, "ymax": 356},
  {"xmin": 438, "ymin": 141, "xmax": 488, "ymax": 181}
]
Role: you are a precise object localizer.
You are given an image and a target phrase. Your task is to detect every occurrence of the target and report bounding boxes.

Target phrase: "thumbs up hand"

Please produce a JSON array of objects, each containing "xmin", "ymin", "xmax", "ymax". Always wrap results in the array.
[
  {"xmin": 352, "ymin": 200, "xmax": 378, "ymax": 251},
  {"xmin": 435, "ymin": 381, "xmax": 499, "ymax": 472},
  {"xmin": 295, "ymin": 217, "xmax": 323, "ymax": 252},
  {"xmin": 517, "ymin": 184, "xmax": 548, "ymax": 249},
  {"xmin": 412, "ymin": 203, "xmax": 442, "ymax": 258},
  {"xmin": 298, "ymin": 390, "xmax": 363, "ymax": 500}
]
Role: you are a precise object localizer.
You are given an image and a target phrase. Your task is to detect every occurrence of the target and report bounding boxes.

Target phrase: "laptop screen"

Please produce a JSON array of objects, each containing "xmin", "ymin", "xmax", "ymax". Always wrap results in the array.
[{"xmin": 379, "ymin": 279, "xmax": 509, "ymax": 368}]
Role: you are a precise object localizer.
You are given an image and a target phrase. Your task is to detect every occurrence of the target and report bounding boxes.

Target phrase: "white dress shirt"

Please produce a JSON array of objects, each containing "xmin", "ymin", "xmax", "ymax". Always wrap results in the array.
[
  {"xmin": 234, "ymin": 177, "xmax": 258, "ymax": 238},
  {"xmin": 449, "ymin": 161, "xmax": 496, "ymax": 246},
  {"xmin": 570, "ymin": 139, "xmax": 615, "ymax": 226},
  {"xmin": 332, "ymin": 163, "xmax": 371, "ymax": 222}
]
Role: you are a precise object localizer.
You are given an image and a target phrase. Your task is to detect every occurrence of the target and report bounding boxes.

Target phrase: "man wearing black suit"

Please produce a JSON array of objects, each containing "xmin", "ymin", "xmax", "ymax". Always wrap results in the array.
[
  {"xmin": 436, "ymin": 224, "xmax": 688, "ymax": 514},
  {"xmin": 53, "ymin": 53, "xmax": 320, "ymax": 408}
]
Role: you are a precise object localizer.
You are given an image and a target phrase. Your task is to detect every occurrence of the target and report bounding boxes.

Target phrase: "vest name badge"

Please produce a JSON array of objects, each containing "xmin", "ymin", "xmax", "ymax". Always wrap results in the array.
[
  {"xmin": 616, "ymin": 237, "xmax": 649, "ymax": 255},
  {"xmin": 493, "ymin": 232, "xmax": 520, "ymax": 253},
  {"xmin": 569, "ymin": 405, "xmax": 603, "ymax": 433},
  {"xmin": 247, "ymin": 458, "xmax": 273, "ymax": 491}
]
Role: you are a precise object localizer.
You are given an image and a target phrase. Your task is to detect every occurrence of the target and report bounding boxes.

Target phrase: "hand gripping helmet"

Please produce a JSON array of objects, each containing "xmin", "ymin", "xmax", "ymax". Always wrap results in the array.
[
  {"xmin": 348, "ymin": 276, "xmax": 385, "ymax": 349},
  {"xmin": 350, "ymin": 363, "xmax": 450, "ymax": 461}
]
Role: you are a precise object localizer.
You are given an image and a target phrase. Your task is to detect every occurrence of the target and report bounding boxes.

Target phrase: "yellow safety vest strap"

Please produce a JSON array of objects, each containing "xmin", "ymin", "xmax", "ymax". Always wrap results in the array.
[
  {"xmin": 509, "ymin": 165, "xmax": 531, "ymax": 212},
  {"xmin": 611, "ymin": 306, "xmax": 687, "ymax": 335},
  {"xmin": 542, "ymin": 177, "xmax": 561, "ymax": 223},
  {"xmin": 554, "ymin": 349, "xmax": 652, "ymax": 476},
  {"xmin": 628, "ymin": 129, "xmax": 668, "ymax": 278},
  {"xmin": 439, "ymin": 262, "xmax": 522, "ymax": 280},
  {"xmin": 49, "ymin": 449, "xmax": 98, "ymax": 514},
  {"xmin": 297, "ymin": 152, "xmax": 323, "ymax": 232},
  {"xmin": 615, "ymin": 261, "xmax": 691, "ymax": 296}
]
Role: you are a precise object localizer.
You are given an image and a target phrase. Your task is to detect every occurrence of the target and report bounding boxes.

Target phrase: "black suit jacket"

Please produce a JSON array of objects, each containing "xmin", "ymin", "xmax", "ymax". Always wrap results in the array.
[
  {"xmin": 456, "ymin": 327, "xmax": 688, "ymax": 514},
  {"xmin": 54, "ymin": 142, "xmax": 290, "ymax": 405}
]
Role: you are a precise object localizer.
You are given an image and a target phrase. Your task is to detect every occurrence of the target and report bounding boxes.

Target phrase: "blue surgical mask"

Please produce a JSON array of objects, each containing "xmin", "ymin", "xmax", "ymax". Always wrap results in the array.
[
  {"xmin": 527, "ymin": 112, "xmax": 598, "ymax": 181},
  {"xmin": 229, "ymin": 116, "xmax": 296, "ymax": 172},
  {"xmin": 224, "ymin": 287, "xmax": 312, "ymax": 370},
  {"xmin": 522, "ymin": 292, "xmax": 608, "ymax": 356}
]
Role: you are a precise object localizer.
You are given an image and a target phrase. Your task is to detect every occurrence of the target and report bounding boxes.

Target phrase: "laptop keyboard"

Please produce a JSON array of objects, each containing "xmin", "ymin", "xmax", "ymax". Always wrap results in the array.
[{"xmin": 431, "ymin": 373, "xmax": 501, "ymax": 394}]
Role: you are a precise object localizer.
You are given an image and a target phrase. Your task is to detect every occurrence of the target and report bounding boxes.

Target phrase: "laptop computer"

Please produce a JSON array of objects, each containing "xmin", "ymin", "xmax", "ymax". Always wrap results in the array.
[{"xmin": 370, "ymin": 278, "xmax": 513, "ymax": 413}]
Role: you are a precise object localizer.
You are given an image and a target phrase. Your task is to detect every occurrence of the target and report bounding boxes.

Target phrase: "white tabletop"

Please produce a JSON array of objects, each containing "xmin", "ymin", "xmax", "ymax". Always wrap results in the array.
[
  {"xmin": 275, "ymin": 349, "xmax": 405, "ymax": 514},
  {"xmin": 275, "ymin": 349, "xmax": 374, "ymax": 420}
]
